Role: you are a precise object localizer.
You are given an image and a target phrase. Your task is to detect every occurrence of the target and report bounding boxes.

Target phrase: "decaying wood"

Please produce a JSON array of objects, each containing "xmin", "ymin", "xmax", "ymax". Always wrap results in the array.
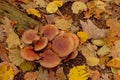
[{"xmin": 0, "ymin": 0, "xmax": 39, "ymax": 29}]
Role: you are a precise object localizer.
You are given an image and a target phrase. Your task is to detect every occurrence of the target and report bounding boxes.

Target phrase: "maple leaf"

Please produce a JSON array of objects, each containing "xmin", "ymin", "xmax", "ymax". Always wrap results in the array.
[{"xmin": 80, "ymin": 19, "xmax": 107, "ymax": 39}]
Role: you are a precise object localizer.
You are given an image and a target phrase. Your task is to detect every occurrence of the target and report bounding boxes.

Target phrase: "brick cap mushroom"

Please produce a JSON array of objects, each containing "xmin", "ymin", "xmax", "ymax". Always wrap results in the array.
[
  {"xmin": 39, "ymin": 49, "xmax": 61, "ymax": 68},
  {"xmin": 20, "ymin": 46, "xmax": 40, "ymax": 61},
  {"xmin": 22, "ymin": 29, "xmax": 39, "ymax": 44},
  {"xmin": 34, "ymin": 37, "xmax": 48, "ymax": 51},
  {"xmin": 51, "ymin": 32, "xmax": 75, "ymax": 57},
  {"xmin": 39, "ymin": 24, "xmax": 59, "ymax": 41}
]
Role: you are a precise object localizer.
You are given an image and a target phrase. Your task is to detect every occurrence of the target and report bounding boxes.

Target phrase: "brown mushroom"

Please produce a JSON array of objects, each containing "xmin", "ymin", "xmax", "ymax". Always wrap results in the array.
[
  {"xmin": 39, "ymin": 24, "xmax": 59, "ymax": 41},
  {"xmin": 34, "ymin": 37, "xmax": 48, "ymax": 51},
  {"xmin": 69, "ymin": 33, "xmax": 79, "ymax": 49},
  {"xmin": 22, "ymin": 29, "xmax": 39, "ymax": 44},
  {"xmin": 39, "ymin": 49, "xmax": 61, "ymax": 68},
  {"xmin": 20, "ymin": 46, "xmax": 40, "ymax": 61},
  {"xmin": 64, "ymin": 50, "xmax": 78, "ymax": 62},
  {"xmin": 51, "ymin": 32, "xmax": 74, "ymax": 57}
]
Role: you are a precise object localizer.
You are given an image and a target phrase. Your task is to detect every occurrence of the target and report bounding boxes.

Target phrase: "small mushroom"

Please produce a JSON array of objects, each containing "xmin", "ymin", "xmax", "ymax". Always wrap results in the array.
[
  {"xmin": 51, "ymin": 32, "xmax": 74, "ymax": 57},
  {"xmin": 22, "ymin": 29, "xmax": 39, "ymax": 44},
  {"xmin": 20, "ymin": 46, "xmax": 40, "ymax": 61},
  {"xmin": 39, "ymin": 49, "xmax": 61, "ymax": 68},
  {"xmin": 34, "ymin": 37, "xmax": 48, "ymax": 51},
  {"xmin": 39, "ymin": 24, "xmax": 59, "ymax": 41},
  {"xmin": 69, "ymin": 33, "xmax": 79, "ymax": 49}
]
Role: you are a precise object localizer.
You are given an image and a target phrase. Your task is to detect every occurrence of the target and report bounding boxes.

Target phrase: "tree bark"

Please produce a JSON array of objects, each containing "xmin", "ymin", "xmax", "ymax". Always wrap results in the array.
[{"xmin": 0, "ymin": 0, "xmax": 39, "ymax": 29}]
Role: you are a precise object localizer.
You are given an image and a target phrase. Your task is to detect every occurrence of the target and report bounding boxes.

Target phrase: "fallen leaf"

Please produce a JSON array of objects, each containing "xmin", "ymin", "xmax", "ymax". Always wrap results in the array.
[
  {"xmin": 97, "ymin": 45, "xmax": 110, "ymax": 56},
  {"xmin": 55, "ymin": 18, "xmax": 71, "ymax": 30},
  {"xmin": 37, "ymin": 69, "xmax": 49, "ymax": 80},
  {"xmin": 86, "ymin": 57, "xmax": 99, "ymax": 66},
  {"xmin": 114, "ymin": 74, "xmax": 120, "ymax": 80},
  {"xmin": 91, "ymin": 39, "xmax": 105, "ymax": 46},
  {"xmin": 114, "ymin": 0, "xmax": 120, "ymax": 5},
  {"xmin": 8, "ymin": 48, "xmax": 24, "ymax": 66},
  {"xmin": 68, "ymin": 65, "xmax": 89, "ymax": 80},
  {"xmin": 87, "ymin": 68, "xmax": 100, "ymax": 80},
  {"xmin": 26, "ymin": 8, "xmax": 41, "ymax": 18},
  {"xmin": 85, "ymin": 0, "xmax": 106, "ymax": 18},
  {"xmin": 0, "ymin": 27, "xmax": 5, "ymax": 42},
  {"xmin": 0, "ymin": 62, "xmax": 14, "ymax": 80},
  {"xmin": 46, "ymin": 2, "xmax": 58, "ymax": 13},
  {"xmin": 80, "ymin": 19, "xmax": 107, "ymax": 39},
  {"xmin": 33, "ymin": 0, "xmax": 48, "ymax": 8},
  {"xmin": 71, "ymin": 1, "xmax": 87, "ymax": 14},
  {"xmin": 6, "ymin": 30, "xmax": 20, "ymax": 49},
  {"xmin": 77, "ymin": 31, "xmax": 88, "ymax": 42},
  {"xmin": 56, "ymin": 67, "xmax": 67, "ymax": 80},
  {"xmin": 107, "ymin": 58, "xmax": 120, "ymax": 68}
]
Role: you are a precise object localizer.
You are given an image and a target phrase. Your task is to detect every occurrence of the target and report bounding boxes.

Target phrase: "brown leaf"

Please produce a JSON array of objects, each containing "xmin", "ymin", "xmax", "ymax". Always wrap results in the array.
[
  {"xmin": 87, "ymin": 68, "xmax": 100, "ymax": 80},
  {"xmin": 80, "ymin": 19, "xmax": 107, "ymax": 39},
  {"xmin": 56, "ymin": 67, "xmax": 67, "ymax": 80}
]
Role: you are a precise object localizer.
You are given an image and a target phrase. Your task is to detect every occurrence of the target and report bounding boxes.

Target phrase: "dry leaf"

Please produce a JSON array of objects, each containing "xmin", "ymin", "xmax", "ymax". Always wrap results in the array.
[
  {"xmin": 6, "ymin": 30, "xmax": 20, "ymax": 49},
  {"xmin": 55, "ymin": 18, "xmax": 71, "ymax": 30},
  {"xmin": 0, "ymin": 27, "xmax": 5, "ymax": 42},
  {"xmin": 114, "ymin": 74, "xmax": 120, "ymax": 80},
  {"xmin": 91, "ymin": 39, "xmax": 105, "ymax": 46},
  {"xmin": 77, "ymin": 31, "xmax": 88, "ymax": 42},
  {"xmin": 100, "ymin": 73, "xmax": 111, "ymax": 80},
  {"xmin": 56, "ymin": 67, "xmax": 67, "ymax": 80},
  {"xmin": 26, "ymin": 8, "xmax": 41, "ymax": 18},
  {"xmin": 78, "ymin": 43, "xmax": 97, "ymax": 58},
  {"xmin": 33, "ymin": 0, "xmax": 48, "ymax": 8},
  {"xmin": 37, "ymin": 69, "xmax": 49, "ymax": 80},
  {"xmin": 107, "ymin": 58, "xmax": 120, "ymax": 68},
  {"xmin": 46, "ymin": 2, "xmax": 58, "ymax": 13},
  {"xmin": 86, "ymin": 57, "xmax": 99, "ymax": 66},
  {"xmin": 24, "ymin": 71, "xmax": 39, "ymax": 80},
  {"xmin": 80, "ymin": 19, "xmax": 107, "ymax": 39},
  {"xmin": 97, "ymin": 45, "xmax": 110, "ymax": 56},
  {"xmin": 8, "ymin": 48, "xmax": 24, "ymax": 66},
  {"xmin": 87, "ymin": 68, "xmax": 100, "ymax": 80},
  {"xmin": 71, "ymin": 1, "xmax": 87, "ymax": 14},
  {"xmin": 85, "ymin": 0, "xmax": 106, "ymax": 18},
  {"xmin": 106, "ymin": 19, "xmax": 120, "ymax": 46}
]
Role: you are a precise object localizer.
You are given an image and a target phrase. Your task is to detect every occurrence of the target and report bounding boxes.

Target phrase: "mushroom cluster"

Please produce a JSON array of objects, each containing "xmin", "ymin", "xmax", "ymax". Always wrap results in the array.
[{"xmin": 20, "ymin": 24, "xmax": 79, "ymax": 68}]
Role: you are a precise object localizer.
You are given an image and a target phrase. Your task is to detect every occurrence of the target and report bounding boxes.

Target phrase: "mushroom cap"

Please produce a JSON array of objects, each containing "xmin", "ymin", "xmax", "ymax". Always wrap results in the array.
[
  {"xmin": 22, "ymin": 29, "xmax": 39, "ymax": 44},
  {"xmin": 39, "ymin": 49, "xmax": 61, "ymax": 68},
  {"xmin": 34, "ymin": 37, "xmax": 48, "ymax": 51},
  {"xmin": 51, "ymin": 32, "xmax": 75, "ymax": 57},
  {"xmin": 64, "ymin": 50, "xmax": 78, "ymax": 62},
  {"xmin": 39, "ymin": 24, "xmax": 59, "ymax": 41},
  {"xmin": 69, "ymin": 33, "xmax": 79, "ymax": 49},
  {"xmin": 20, "ymin": 46, "xmax": 40, "ymax": 61}
]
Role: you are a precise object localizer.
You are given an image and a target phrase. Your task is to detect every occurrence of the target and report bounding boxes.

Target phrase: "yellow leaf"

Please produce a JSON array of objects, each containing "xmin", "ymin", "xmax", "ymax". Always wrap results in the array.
[
  {"xmin": 26, "ymin": 8, "xmax": 41, "ymax": 18},
  {"xmin": 53, "ymin": 0, "xmax": 63, "ymax": 7},
  {"xmin": 6, "ymin": 30, "xmax": 20, "ymax": 49},
  {"xmin": 68, "ymin": 65, "xmax": 89, "ymax": 80},
  {"xmin": 97, "ymin": 45, "xmax": 110, "ymax": 56},
  {"xmin": 46, "ymin": 2, "xmax": 58, "ymax": 13},
  {"xmin": 87, "ymin": 57, "xmax": 99, "ymax": 66},
  {"xmin": 77, "ymin": 31, "xmax": 88, "ymax": 42},
  {"xmin": 0, "ymin": 63, "xmax": 14, "ymax": 80},
  {"xmin": 85, "ymin": 0, "xmax": 106, "ymax": 18},
  {"xmin": 107, "ymin": 58, "xmax": 120, "ymax": 68},
  {"xmin": 71, "ymin": 1, "xmax": 87, "ymax": 14},
  {"xmin": 91, "ymin": 39, "xmax": 105, "ymax": 46},
  {"xmin": 55, "ymin": 19, "xmax": 71, "ymax": 30}
]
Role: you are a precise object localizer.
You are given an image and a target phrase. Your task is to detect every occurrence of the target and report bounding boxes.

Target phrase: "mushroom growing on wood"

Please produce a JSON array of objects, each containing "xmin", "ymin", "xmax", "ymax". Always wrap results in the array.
[
  {"xmin": 51, "ymin": 32, "xmax": 75, "ymax": 57},
  {"xmin": 39, "ymin": 24, "xmax": 59, "ymax": 41},
  {"xmin": 34, "ymin": 37, "xmax": 48, "ymax": 51},
  {"xmin": 20, "ymin": 46, "xmax": 40, "ymax": 61},
  {"xmin": 39, "ymin": 49, "xmax": 61, "ymax": 68},
  {"xmin": 22, "ymin": 29, "xmax": 39, "ymax": 44}
]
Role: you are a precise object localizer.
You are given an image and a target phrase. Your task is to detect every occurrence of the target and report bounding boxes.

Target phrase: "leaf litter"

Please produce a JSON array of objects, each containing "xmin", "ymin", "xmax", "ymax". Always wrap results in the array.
[{"xmin": 1, "ymin": 0, "xmax": 120, "ymax": 80}]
